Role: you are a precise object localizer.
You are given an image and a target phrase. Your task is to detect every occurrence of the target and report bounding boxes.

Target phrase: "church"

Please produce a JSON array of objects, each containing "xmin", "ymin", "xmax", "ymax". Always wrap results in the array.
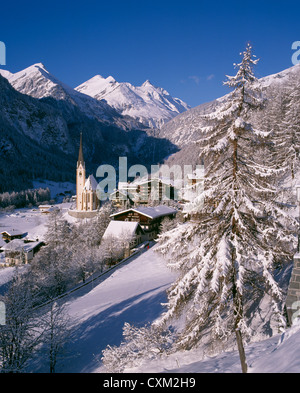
[{"xmin": 70, "ymin": 133, "xmax": 100, "ymax": 217}]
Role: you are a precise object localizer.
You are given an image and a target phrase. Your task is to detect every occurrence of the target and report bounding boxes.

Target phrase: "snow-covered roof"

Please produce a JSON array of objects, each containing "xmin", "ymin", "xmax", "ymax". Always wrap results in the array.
[
  {"xmin": 102, "ymin": 221, "xmax": 143, "ymax": 240},
  {"xmin": 1, "ymin": 239, "xmax": 42, "ymax": 253},
  {"xmin": 84, "ymin": 174, "xmax": 98, "ymax": 191},
  {"xmin": 110, "ymin": 205, "xmax": 178, "ymax": 220},
  {"xmin": 0, "ymin": 229, "xmax": 27, "ymax": 237}
]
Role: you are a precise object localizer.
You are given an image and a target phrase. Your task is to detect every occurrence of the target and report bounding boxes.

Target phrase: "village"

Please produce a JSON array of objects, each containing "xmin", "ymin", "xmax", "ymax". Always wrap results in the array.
[{"xmin": 0, "ymin": 135, "xmax": 204, "ymax": 270}]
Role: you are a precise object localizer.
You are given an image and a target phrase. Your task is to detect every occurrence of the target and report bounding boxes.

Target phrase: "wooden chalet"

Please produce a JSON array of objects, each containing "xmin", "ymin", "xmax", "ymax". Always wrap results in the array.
[
  {"xmin": 0, "ymin": 229, "xmax": 27, "ymax": 242},
  {"xmin": 110, "ymin": 205, "xmax": 178, "ymax": 240},
  {"xmin": 102, "ymin": 221, "xmax": 145, "ymax": 249},
  {"xmin": 0, "ymin": 239, "xmax": 44, "ymax": 266}
]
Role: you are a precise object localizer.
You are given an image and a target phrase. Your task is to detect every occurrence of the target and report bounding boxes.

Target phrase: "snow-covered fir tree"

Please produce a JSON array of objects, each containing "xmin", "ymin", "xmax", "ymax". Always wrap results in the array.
[
  {"xmin": 155, "ymin": 43, "xmax": 298, "ymax": 373},
  {"xmin": 269, "ymin": 77, "xmax": 300, "ymax": 181}
]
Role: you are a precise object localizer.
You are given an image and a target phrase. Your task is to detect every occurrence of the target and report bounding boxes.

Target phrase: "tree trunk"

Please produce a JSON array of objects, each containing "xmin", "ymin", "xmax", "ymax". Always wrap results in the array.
[{"xmin": 235, "ymin": 329, "xmax": 248, "ymax": 373}]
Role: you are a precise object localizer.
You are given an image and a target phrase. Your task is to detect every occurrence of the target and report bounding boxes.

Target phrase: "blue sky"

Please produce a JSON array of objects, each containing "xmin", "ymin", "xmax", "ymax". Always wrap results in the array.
[{"xmin": 0, "ymin": 0, "xmax": 300, "ymax": 107}]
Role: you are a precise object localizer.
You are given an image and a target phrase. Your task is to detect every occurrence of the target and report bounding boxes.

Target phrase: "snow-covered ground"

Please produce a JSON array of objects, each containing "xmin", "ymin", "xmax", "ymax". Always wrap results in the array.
[
  {"xmin": 28, "ymin": 245, "xmax": 178, "ymax": 373},
  {"xmin": 15, "ymin": 244, "xmax": 300, "ymax": 373},
  {"xmin": 1, "ymin": 185, "xmax": 299, "ymax": 372},
  {"xmin": 0, "ymin": 202, "xmax": 75, "ymax": 243}
]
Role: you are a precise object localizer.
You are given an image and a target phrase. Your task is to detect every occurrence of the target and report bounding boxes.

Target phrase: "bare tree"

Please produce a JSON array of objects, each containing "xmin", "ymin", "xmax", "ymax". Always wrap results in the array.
[
  {"xmin": 41, "ymin": 302, "xmax": 72, "ymax": 373},
  {"xmin": 0, "ymin": 274, "xmax": 43, "ymax": 372}
]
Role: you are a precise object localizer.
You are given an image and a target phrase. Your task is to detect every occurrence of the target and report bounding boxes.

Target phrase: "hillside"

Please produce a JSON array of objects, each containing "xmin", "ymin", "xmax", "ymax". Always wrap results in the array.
[{"xmin": 13, "ymin": 242, "xmax": 298, "ymax": 373}]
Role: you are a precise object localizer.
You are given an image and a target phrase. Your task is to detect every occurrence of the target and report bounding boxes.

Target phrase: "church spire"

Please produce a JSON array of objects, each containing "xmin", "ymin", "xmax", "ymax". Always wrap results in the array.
[{"xmin": 77, "ymin": 132, "xmax": 84, "ymax": 166}]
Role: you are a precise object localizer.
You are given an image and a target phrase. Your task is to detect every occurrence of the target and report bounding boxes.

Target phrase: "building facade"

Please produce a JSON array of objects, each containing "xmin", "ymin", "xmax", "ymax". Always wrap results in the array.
[{"xmin": 110, "ymin": 206, "xmax": 177, "ymax": 240}]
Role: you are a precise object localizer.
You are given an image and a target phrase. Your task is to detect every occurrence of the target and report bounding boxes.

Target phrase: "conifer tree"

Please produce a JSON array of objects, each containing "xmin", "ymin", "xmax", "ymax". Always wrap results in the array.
[
  {"xmin": 272, "ymin": 76, "xmax": 300, "ymax": 181},
  {"xmin": 155, "ymin": 44, "xmax": 298, "ymax": 373}
]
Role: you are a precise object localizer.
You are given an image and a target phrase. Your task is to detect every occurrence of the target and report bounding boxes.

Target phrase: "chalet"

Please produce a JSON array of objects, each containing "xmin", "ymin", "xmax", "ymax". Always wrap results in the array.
[
  {"xmin": 0, "ymin": 239, "xmax": 43, "ymax": 266},
  {"xmin": 102, "ymin": 221, "xmax": 145, "ymax": 251},
  {"xmin": 110, "ymin": 205, "xmax": 178, "ymax": 240},
  {"xmin": 38, "ymin": 205, "xmax": 59, "ymax": 214},
  {"xmin": 0, "ymin": 229, "xmax": 27, "ymax": 242},
  {"xmin": 110, "ymin": 177, "xmax": 177, "ymax": 206}
]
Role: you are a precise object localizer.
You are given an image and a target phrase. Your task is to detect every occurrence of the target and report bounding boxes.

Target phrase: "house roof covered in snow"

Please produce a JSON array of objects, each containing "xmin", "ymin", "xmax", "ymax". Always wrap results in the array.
[
  {"xmin": 102, "ymin": 221, "xmax": 144, "ymax": 240},
  {"xmin": 84, "ymin": 174, "xmax": 98, "ymax": 191},
  {"xmin": 0, "ymin": 229, "xmax": 27, "ymax": 237},
  {"xmin": 0, "ymin": 239, "xmax": 43, "ymax": 253},
  {"xmin": 110, "ymin": 205, "xmax": 178, "ymax": 220}
]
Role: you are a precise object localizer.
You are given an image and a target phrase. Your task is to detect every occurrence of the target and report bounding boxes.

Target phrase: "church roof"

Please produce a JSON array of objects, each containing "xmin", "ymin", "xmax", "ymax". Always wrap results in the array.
[
  {"xmin": 77, "ymin": 132, "xmax": 84, "ymax": 165},
  {"xmin": 83, "ymin": 174, "xmax": 98, "ymax": 191}
]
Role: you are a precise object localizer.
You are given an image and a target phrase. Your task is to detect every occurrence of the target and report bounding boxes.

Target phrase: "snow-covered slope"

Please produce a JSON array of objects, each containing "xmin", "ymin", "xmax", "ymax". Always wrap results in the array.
[
  {"xmin": 11, "ymin": 240, "xmax": 296, "ymax": 373},
  {"xmin": 1, "ymin": 232, "xmax": 299, "ymax": 373},
  {"xmin": 126, "ymin": 320, "xmax": 300, "ymax": 373},
  {"xmin": 27, "ymin": 245, "xmax": 178, "ymax": 373},
  {"xmin": 75, "ymin": 75, "xmax": 190, "ymax": 128}
]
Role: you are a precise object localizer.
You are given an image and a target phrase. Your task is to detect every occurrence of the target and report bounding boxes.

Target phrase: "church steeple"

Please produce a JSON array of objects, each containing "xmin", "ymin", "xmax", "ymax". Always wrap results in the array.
[
  {"xmin": 76, "ymin": 133, "xmax": 86, "ymax": 211},
  {"xmin": 77, "ymin": 132, "xmax": 84, "ymax": 166}
]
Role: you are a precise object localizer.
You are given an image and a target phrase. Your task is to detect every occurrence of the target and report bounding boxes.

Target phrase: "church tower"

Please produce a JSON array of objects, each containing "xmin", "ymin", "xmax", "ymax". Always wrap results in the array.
[{"xmin": 76, "ymin": 133, "xmax": 86, "ymax": 211}]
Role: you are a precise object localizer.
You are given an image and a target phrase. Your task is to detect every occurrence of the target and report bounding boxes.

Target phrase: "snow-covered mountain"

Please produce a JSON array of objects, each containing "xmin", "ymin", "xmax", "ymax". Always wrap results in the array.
[
  {"xmin": 75, "ymin": 74, "xmax": 191, "ymax": 128},
  {"xmin": 159, "ymin": 63, "xmax": 300, "ymax": 170},
  {"xmin": 0, "ymin": 64, "xmax": 190, "ymax": 130},
  {"xmin": 0, "ymin": 63, "xmax": 138, "ymax": 130}
]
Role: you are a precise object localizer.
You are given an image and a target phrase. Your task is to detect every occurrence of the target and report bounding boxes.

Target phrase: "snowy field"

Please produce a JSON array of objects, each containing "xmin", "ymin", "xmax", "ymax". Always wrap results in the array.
[{"xmin": 0, "ymin": 202, "xmax": 76, "ymax": 243}]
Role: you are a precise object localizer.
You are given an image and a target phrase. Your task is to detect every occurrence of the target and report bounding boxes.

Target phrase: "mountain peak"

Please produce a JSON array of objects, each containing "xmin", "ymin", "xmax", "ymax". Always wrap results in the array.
[
  {"xmin": 75, "ymin": 74, "xmax": 190, "ymax": 128},
  {"xmin": 142, "ymin": 80, "xmax": 153, "ymax": 87},
  {"xmin": 24, "ymin": 63, "xmax": 49, "ymax": 74},
  {"xmin": 33, "ymin": 62, "xmax": 47, "ymax": 70},
  {"xmin": 90, "ymin": 74, "xmax": 105, "ymax": 81},
  {"xmin": 106, "ymin": 75, "xmax": 116, "ymax": 83}
]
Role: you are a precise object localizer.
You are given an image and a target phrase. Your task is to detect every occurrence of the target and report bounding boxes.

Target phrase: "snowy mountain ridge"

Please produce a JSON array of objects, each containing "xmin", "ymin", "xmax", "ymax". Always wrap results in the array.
[
  {"xmin": 75, "ymin": 74, "xmax": 191, "ymax": 128},
  {"xmin": 0, "ymin": 63, "xmax": 134, "ymax": 130},
  {"xmin": 0, "ymin": 63, "xmax": 190, "ymax": 130}
]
